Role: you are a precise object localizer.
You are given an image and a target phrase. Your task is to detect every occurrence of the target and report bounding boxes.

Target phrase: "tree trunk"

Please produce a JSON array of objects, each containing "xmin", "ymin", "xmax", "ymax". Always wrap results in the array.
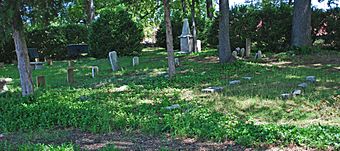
[
  {"xmin": 206, "ymin": 0, "xmax": 213, "ymax": 19},
  {"xmin": 86, "ymin": 0, "xmax": 95, "ymax": 24},
  {"xmin": 191, "ymin": 0, "xmax": 198, "ymax": 52},
  {"xmin": 12, "ymin": 7, "xmax": 34, "ymax": 96},
  {"xmin": 163, "ymin": 0, "xmax": 176, "ymax": 78},
  {"xmin": 218, "ymin": 0, "xmax": 232, "ymax": 63},
  {"xmin": 291, "ymin": 0, "xmax": 312, "ymax": 47},
  {"xmin": 181, "ymin": 0, "xmax": 187, "ymax": 14}
]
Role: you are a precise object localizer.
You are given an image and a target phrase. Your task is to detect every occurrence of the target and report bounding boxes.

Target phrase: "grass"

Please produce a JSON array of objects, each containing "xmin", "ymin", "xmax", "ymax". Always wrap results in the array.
[{"xmin": 0, "ymin": 48, "xmax": 339, "ymax": 150}]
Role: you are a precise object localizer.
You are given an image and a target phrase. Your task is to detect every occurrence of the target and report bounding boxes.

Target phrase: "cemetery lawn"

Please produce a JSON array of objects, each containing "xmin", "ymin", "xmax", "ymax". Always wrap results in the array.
[{"xmin": 0, "ymin": 48, "xmax": 339, "ymax": 150}]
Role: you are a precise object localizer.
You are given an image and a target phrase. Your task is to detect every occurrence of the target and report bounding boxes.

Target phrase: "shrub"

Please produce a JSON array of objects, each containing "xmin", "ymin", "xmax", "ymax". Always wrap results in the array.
[
  {"xmin": 89, "ymin": 9, "xmax": 144, "ymax": 58},
  {"xmin": 27, "ymin": 24, "xmax": 88, "ymax": 60}
]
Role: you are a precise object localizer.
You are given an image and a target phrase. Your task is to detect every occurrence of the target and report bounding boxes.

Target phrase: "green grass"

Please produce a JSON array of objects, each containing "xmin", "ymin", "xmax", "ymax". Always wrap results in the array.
[{"xmin": 0, "ymin": 48, "xmax": 339, "ymax": 149}]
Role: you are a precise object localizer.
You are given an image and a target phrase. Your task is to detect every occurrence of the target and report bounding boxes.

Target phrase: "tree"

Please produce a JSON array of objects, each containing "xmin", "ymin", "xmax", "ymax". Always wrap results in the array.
[
  {"xmin": 218, "ymin": 0, "xmax": 232, "ymax": 63},
  {"xmin": 1, "ymin": 1, "xmax": 34, "ymax": 96},
  {"xmin": 85, "ymin": 0, "xmax": 95, "ymax": 24},
  {"xmin": 191, "ymin": 0, "xmax": 198, "ymax": 52},
  {"xmin": 206, "ymin": 0, "xmax": 213, "ymax": 18},
  {"xmin": 291, "ymin": 0, "xmax": 312, "ymax": 47},
  {"xmin": 163, "ymin": 0, "xmax": 176, "ymax": 78}
]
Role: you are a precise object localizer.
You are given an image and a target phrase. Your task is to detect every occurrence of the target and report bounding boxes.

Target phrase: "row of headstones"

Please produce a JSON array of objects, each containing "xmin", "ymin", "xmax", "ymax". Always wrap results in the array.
[
  {"xmin": 281, "ymin": 76, "xmax": 316, "ymax": 100},
  {"xmin": 232, "ymin": 48, "xmax": 262, "ymax": 60}
]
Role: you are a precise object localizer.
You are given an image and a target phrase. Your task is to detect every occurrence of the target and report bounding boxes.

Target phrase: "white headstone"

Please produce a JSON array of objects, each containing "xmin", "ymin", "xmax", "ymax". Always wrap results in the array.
[
  {"xmin": 109, "ymin": 51, "xmax": 119, "ymax": 71},
  {"xmin": 179, "ymin": 19, "xmax": 193, "ymax": 53},
  {"xmin": 91, "ymin": 66, "xmax": 99, "ymax": 78},
  {"xmin": 197, "ymin": 40, "xmax": 202, "ymax": 52},
  {"xmin": 257, "ymin": 51, "xmax": 262, "ymax": 59},
  {"xmin": 132, "ymin": 56, "xmax": 139, "ymax": 66}
]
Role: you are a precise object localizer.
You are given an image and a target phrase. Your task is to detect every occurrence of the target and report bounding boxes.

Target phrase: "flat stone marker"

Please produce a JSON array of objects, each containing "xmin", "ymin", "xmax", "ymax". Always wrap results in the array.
[
  {"xmin": 132, "ymin": 56, "xmax": 139, "ymax": 66},
  {"xmin": 36, "ymin": 76, "xmax": 46, "ymax": 87},
  {"xmin": 242, "ymin": 77, "xmax": 252, "ymax": 80},
  {"xmin": 67, "ymin": 67, "xmax": 75, "ymax": 84},
  {"xmin": 30, "ymin": 62, "xmax": 44, "ymax": 70},
  {"xmin": 306, "ymin": 76, "xmax": 316, "ymax": 83},
  {"xmin": 175, "ymin": 58, "xmax": 180, "ymax": 67},
  {"xmin": 292, "ymin": 89, "xmax": 302, "ymax": 96},
  {"xmin": 91, "ymin": 66, "xmax": 99, "ymax": 78},
  {"xmin": 109, "ymin": 51, "xmax": 119, "ymax": 71},
  {"xmin": 202, "ymin": 86, "xmax": 224, "ymax": 93},
  {"xmin": 298, "ymin": 83, "xmax": 308, "ymax": 89},
  {"xmin": 229, "ymin": 80, "xmax": 241, "ymax": 85},
  {"xmin": 281, "ymin": 93, "xmax": 292, "ymax": 100},
  {"xmin": 165, "ymin": 104, "xmax": 180, "ymax": 110}
]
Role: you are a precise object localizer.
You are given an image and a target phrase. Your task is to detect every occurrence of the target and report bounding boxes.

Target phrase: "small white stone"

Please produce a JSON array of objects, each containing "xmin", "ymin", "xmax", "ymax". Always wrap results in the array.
[
  {"xmin": 165, "ymin": 104, "xmax": 180, "ymax": 110},
  {"xmin": 229, "ymin": 80, "xmax": 241, "ymax": 85},
  {"xmin": 202, "ymin": 86, "xmax": 224, "ymax": 93}
]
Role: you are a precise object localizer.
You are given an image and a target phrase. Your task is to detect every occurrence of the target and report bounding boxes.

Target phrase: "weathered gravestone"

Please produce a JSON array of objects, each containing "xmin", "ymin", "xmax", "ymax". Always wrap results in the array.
[
  {"xmin": 179, "ymin": 19, "xmax": 193, "ymax": 53},
  {"xmin": 298, "ymin": 83, "xmax": 308, "ymax": 89},
  {"xmin": 47, "ymin": 59, "xmax": 53, "ymax": 66},
  {"xmin": 232, "ymin": 51, "xmax": 238, "ymax": 58},
  {"xmin": 91, "ymin": 66, "xmax": 99, "ymax": 78},
  {"xmin": 229, "ymin": 80, "xmax": 241, "ymax": 85},
  {"xmin": 36, "ymin": 76, "xmax": 46, "ymax": 87},
  {"xmin": 132, "ymin": 57, "xmax": 139, "ymax": 66},
  {"xmin": 0, "ymin": 78, "xmax": 12, "ymax": 93},
  {"xmin": 202, "ymin": 86, "xmax": 224, "ymax": 93},
  {"xmin": 306, "ymin": 76, "xmax": 316, "ymax": 83},
  {"xmin": 0, "ymin": 62, "xmax": 4, "ymax": 68},
  {"xmin": 67, "ymin": 67, "xmax": 75, "ymax": 84},
  {"xmin": 175, "ymin": 58, "xmax": 180, "ymax": 67},
  {"xmin": 246, "ymin": 38, "xmax": 251, "ymax": 57},
  {"xmin": 109, "ymin": 51, "xmax": 119, "ymax": 71},
  {"xmin": 240, "ymin": 48, "xmax": 245, "ymax": 57},
  {"xmin": 255, "ymin": 51, "xmax": 262, "ymax": 60}
]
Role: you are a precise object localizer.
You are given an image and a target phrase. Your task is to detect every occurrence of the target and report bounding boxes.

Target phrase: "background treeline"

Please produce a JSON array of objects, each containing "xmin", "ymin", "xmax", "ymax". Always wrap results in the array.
[{"xmin": 1, "ymin": 3, "xmax": 339, "ymax": 63}]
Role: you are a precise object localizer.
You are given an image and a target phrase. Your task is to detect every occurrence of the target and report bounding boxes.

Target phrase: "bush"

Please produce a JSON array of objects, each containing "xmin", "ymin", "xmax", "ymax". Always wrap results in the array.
[
  {"xmin": 27, "ymin": 24, "xmax": 88, "ymax": 60},
  {"xmin": 89, "ymin": 9, "xmax": 144, "ymax": 58},
  {"xmin": 0, "ymin": 39, "xmax": 15, "ymax": 63}
]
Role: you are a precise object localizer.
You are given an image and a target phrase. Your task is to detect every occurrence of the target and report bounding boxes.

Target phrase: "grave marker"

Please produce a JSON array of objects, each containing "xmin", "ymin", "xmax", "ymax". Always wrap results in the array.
[
  {"xmin": 246, "ymin": 38, "xmax": 251, "ymax": 57},
  {"xmin": 91, "ymin": 66, "xmax": 99, "ymax": 78},
  {"xmin": 67, "ymin": 67, "xmax": 75, "ymax": 84},
  {"xmin": 132, "ymin": 57, "xmax": 139, "ymax": 66},
  {"xmin": 36, "ymin": 76, "xmax": 46, "ymax": 87},
  {"xmin": 175, "ymin": 58, "xmax": 180, "ymax": 67},
  {"xmin": 109, "ymin": 51, "xmax": 119, "ymax": 71}
]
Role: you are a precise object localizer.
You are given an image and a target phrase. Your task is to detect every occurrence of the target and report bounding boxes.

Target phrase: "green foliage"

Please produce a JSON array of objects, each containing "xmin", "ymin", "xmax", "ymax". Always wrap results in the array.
[
  {"xmin": 89, "ymin": 9, "xmax": 144, "ymax": 57},
  {"xmin": 27, "ymin": 24, "xmax": 88, "ymax": 60}
]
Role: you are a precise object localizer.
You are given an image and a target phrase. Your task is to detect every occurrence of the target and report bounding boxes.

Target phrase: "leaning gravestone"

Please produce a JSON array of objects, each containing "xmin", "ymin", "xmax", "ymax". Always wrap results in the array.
[
  {"xmin": 67, "ymin": 67, "xmax": 75, "ymax": 84},
  {"xmin": 179, "ymin": 19, "xmax": 193, "ymax": 53},
  {"xmin": 132, "ymin": 57, "xmax": 139, "ymax": 66},
  {"xmin": 109, "ymin": 51, "xmax": 119, "ymax": 71},
  {"xmin": 232, "ymin": 51, "xmax": 238, "ymax": 58},
  {"xmin": 0, "ymin": 62, "xmax": 4, "ymax": 68},
  {"xmin": 240, "ymin": 48, "xmax": 245, "ymax": 57}
]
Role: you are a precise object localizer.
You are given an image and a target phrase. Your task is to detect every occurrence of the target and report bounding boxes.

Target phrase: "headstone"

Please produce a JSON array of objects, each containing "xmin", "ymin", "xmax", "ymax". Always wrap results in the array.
[
  {"xmin": 132, "ymin": 56, "xmax": 139, "ymax": 66},
  {"xmin": 175, "ymin": 58, "xmax": 180, "ymax": 67},
  {"xmin": 0, "ymin": 78, "xmax": 12, "ymax": 93},
  {"xmin": 91, "ymin": 66, "xmax": 99, "ymax": 78},
  {"xmin": 306, "ymin": 76, "xmax": 316, "ymax": 83},
  {"xmin": 30, "ymin": 62, "xmax": 44, "ymax": 70},
  {"xmin": 201, "ymin": 86, "xmax": 224, "ymax": 93},
  {"xmin": 236, "ymin": 47, "xmax": 241, "ymax": 53},
  {"xmin": 229, "ymin": 80, "xmax": 241, "ymax": 85},
  {"xmin": 232, "ymin": 51, "xmax": 238, "ymax": 58},
  {"xmin": 242, "ymin": 77, "xmax": 252, "ymax": 80},
  {"xmin": 36, "ymin": 76, "xmax": 46, "ymax": 87},
  {"xmin": 255, "ymin": 51, "xmax": 262, "ymax": 60},
  {"xmin": 109, "ymin": 51, "xmax": 119, "ymax": 71},
  {"xmin": 0, "ymin": 62, "xmax": 4, "ymax": 68},
  {"xmin": 281, "ymin": 93, "xmax": 292, "ymax": 100},
  {"xmin": 179, "ymin": 19, "xmax": 193, "ymax": 53},
  {"xmin": 34, "ymin": 58, "xmax": 39, "ymax": 62},
  {"xmin": 240, "ymin": 48, "xmax": 245, "ymax": 57},
  {"xmin": 298, "ymin": 83, "xmax": 308, "ymax": 89},
  {"xmin": 292, "ymin": 89, "xmax": 302, "ymax": 96},
  {"xmin": 67, "ymin": 67, "xmax": 75, "ymax": 84},
  {"xmin": 47, "ymin": 59, "xmax": 53, "ymax": 66},
  {"xmin": 246, "ymin": 38, "xmax": 251, "ymax": 57},
  {"xmin": 68, "ymin": 60, "xmax": 74, "ymax": 67},
  {"xmin": 197, "ymin": 40, "xmax": 202, "ymax": 52},
  {"xmin": 165, "ymin": 104, "xmax": 181, "ymax": 110}
]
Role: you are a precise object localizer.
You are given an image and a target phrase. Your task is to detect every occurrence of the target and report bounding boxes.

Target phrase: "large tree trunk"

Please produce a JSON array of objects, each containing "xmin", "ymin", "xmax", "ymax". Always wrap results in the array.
[
  {"xmin": 191, "ymin": 0, "xmax": 198, "ymax": 52},
  {"xmin": 206, "ymin": 0, "xmax": 213, "ymax": 19},
  {"xmin": 218, "ymin": 0, "xmax": 232, "ymax": 63},
  {"xmin": 291, "ymin": 0, "xmax": 312, "ymax": 47},
  {"xmin": 12, "ymin": 7, "xmax": 34, "ymax": 96},
  {"xmin": 86, "ymin": 0, "xmax": 95, "ymax": 24},
  {"xmin": 163, "ymin": 0, "xmax": 176, "ymax": 78}
]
